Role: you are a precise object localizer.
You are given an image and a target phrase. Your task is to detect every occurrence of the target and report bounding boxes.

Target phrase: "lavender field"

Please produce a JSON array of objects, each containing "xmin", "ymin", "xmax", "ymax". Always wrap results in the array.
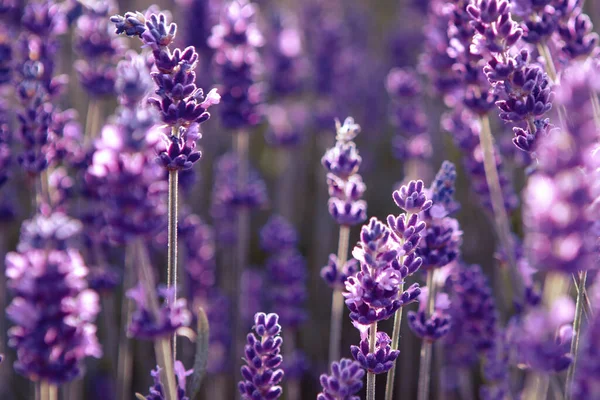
[{"xmin": 1, "ymin": 0, "xmax": 600, "ymax": 399}]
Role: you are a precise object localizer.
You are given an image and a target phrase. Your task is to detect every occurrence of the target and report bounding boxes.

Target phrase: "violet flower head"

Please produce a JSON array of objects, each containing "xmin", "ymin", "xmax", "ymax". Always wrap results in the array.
[
  {"xmin": 264, "ymin": 104, "xmax": 306, "ymax": 148},
  {"xmin": 321, "ymin": 254, "xmax": 359, "ymax": 290},
  {"xmin": 239, "ymin": 312, "xmax": 284, "ymax": 400},
  {"xmin": 6, "ymin": 246, "xmax": 101, "ymax": 383},
  {"xmin": 557, "ymin": 4, "xmax": 599, "ymax": 60},
  {"xmin": 523, "ymin": 62, "xmax": 598, "ymax": 274},
  {"xmin": 208, "ymin": 0, "xmax": 264, "ymax": 129},
  {"xmin": 508, "ymin": 296, "xmax": 574, "ymax": 372},
  {"xmin": 111, "ymin": 10, "xmax": 220, "ymax": 171},
  {"xmin": 408, "ymin": 287, "xmax": 452, "ymax": 342},
  {"xmin": 74, "ymin": 0, "xmax": 125, "ymax": 97},
  {"xmin": 260, "ymin": 214, "xmax": 298, "ymax": 253},
  {"xmin": 428, "ymin": 160, "xmax": 460, "ymax": 216},
  {"xmin": 322, "ymin": 117, "xmax": 367, "ymax": 226},
  {"xmin": 386, "ymin": 67, "xmax": 431, "ymax": 161},
  {"xmin": 17, "ymin": 211, "xmax": 82, "ymax": 251},
  {"xmin": 127, "ymin": 284, "xmax": 192, "ymax": 340},
  {"xmin": 241, "ymin": 269, "xmax": 264, "ymax": 327},
  {"xmin": 350, "ymin": 330, "xmax": 400, "ymax": 374},
  {"xmin": 144, "ymin": 361, "xmax": 191, "ymax": 400},
  {"xmin": 317, "ymin": 358, "xmax": 364, "ymax": 400},
  {"xmin": 511, "ymin": 0, "xmax": 559, "ymax": 44}
]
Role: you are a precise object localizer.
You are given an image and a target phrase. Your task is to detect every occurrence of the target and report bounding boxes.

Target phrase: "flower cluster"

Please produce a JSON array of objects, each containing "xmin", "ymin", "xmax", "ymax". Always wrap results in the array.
[
  {"xmin": 74, "ymin": 0, "xmax": 125, "ymax": 97},
  {"xmin": 127, "ymin": 284, "xmax": 191, "ymax": 340},
  {"xmin": 6, "ymin": 212, "xmax": 101, "ymax": 383},
  {"xmin": 385, "ymin": 68, "xmax": 431, "ymax": 161},
  {"xmin": 321, "ymin": 117, "xmax": 367, "ymax": 226},
  {"xmin": 467, "ymin": 0, "xmax": 554, "ymax": 153},
  {"xmin": 261, "ymin": 215, "xmax": 307, "ymax": 329},
  {"xmin": 523, "ymin": 62, "xmax": 598, "ymax": 274},
  {"xmin": 317, "ymin": 358, "xmax": 364, "ymax": 400},
  {"xmin": 408, "ymin": 288, "xmax": 452, "ymax": 342},
  {"xmin": 239, "ymin": 312, "xmax": 284, "ymax": 400},
  {"xmin": 208, "ymin": 0, "xmax": 263, "ymax": 129},
  {"xmin": 320, "ymin": 254, "xmax": 359, "ymax": 290},
  {"xmin": 555, "ymin": 2, "xmax": 599, "ymax": 61},
  {"xmin": 111, "ymin": 10, "xmax": 220, "ymax": 171},
  {"xmin": 350, "ymin": 331, "xmax": 399, "ymax": 374}
]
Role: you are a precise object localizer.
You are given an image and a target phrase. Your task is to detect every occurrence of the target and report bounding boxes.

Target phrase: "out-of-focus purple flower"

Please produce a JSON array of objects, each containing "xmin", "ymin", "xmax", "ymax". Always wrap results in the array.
[
  {"xmin": 0, "ymin": 103, "xmax": 12, "ymax": 188},
  {"xmin": 320, "ymin": 254, "xmax": 359, "ymax": 290},
  {"xmin": 428, "ymin": 161, "xmax": 460, "ymax": 216},
  {"xmin": 17, "ymin": 210, "xmax": 82, "ymax": 251},
  {"xmin": 386, "ymin": 68, "xmax": 432, "ymax": 161},
  {"xmin": 239, "ymin": 312, "xmax": 284, "ymax": 400},
  {"xmin": 264, "ymin": 104, "xmax": 306, "ymax": 148},
  {"xmin": 511, "ymin": 0, "xmax": 559, "ymax": 44},
  {"xmin": 0, "ymin": 26, "xmax": 12, "ymax": 85},
  {"xmin": 6, "ymin": 247, "xmax": 101, "ymax": 383},
  {"xmin": 408, "ymin": 288, "xmax": 452, "ymax": 342},
  {"xmin": 350, "ymin": 330, "xmax": 400, "ymax": 374},
  {"xmin": 479, "ymin": 331, "xmax": 511, "ymax": 400},
  {"xmin": 508, "ymin": 296, "xmax": 574, "ymax": 372},
  {"xmin": 443, "ymin": 263, "xmax": 498, "ymax": 367},
  {"xmin": 523, "ymin": 62, "xmax": 598, "ymax": 274},
  {"xmin": 241, "ymin": 268, "xmax": 263, "ymax": 327},
  {"xmin": 260, "ymin": 214, "xmax": 298, "ymax": 253},
  {"xmin": 127, "ymin": 284, "xmax": 191, "ymax": 339},
  {"xmin": 208, "ymin": 0, "xmax": 263, "ymax": 129},
  {"xmin": 144, "ymin": 361, "xmax": 192, "ymax": 400},
  {"xmin": 86, "ymin": 265, "xmax": 121, "ymax": 293},
  {"xmin": 322, "ymin": 117, "xmax": 367, "ymax": 226},
  {"xmin": 205, "ymin": 291, "xmax": 232, "ymax": 374},
  {"xmin": 282, "ymin": 350, "xmax": 308, "ymax": 381},
  {"xmin": 74, "ymin": 0, "xmax": 125, "ymax": 97},
  {"xmin": 317, "ymin": 358, "xmax": 364, "ymax": 400},
  {"xmin": 441, "ymin": 109, "xmax": 519, "ymax": 213},
  {"xmin": 556, "ymin": 4, "xmax": 599, "ymax": 61}
]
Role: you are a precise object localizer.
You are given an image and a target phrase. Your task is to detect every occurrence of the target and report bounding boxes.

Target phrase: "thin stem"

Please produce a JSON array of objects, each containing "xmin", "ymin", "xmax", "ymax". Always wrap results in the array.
[
  {"xmin": 366, "ymin": 321, "xmax": 378, "ymax": 400},
  {"xmin": 167, "ymin": 169, "xmax": 179, "ymax": 359},
  {"xmin": 417, "ymin": 270, "xmax": 436, "ymax": 400},
  {"xmin": 537, "ymin": 41, "xmax": 567, "ymax": 125},
  {"xmin": 137, "ymin": 239, "xmax": 178, "ymax": 400},
  {"xmin": 478, "ymin": 115, "xmax": 523, "ymax": 301},
  {"xmin": 234, "ymin": 130, "xmax": 250, "ymax": 399},
  {"xmin": 565, "ymin": 271, "xmax": 588, "ymax": 399},
  {"xmin": 84, "ymin": 98, "xmax": 102, "ymax": 146},
  {"xmin": 116, "ymin": 243, "xmax": 135, "ymax": 400},
  {"xmin": 384, "ymin": 282, "xmax": 405, "ymax": 400},
  {"xmin": 328, "ymin": 225, "xmax": 351, "ymax": 364},
  {"xmin": 39, "ymin": 381, "xmax": 57, "ymax": 400}
]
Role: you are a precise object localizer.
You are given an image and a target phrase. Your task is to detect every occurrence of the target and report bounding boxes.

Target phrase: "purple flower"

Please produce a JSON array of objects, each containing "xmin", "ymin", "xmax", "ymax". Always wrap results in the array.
[
  {"xmin": 321, "ymin": 254, "xmax": 359, "ymax": 290},
  {"xmin": 557, "ymin": 5, "xmax": 599, "ymax": 60},
  {"xmin": 508, "ymin": 296, "xmax": 574, "ymax": 372},
  {"xmin": 322, "ymin": 117, "xmax": 367, "ymax": 226},
  {"xmin": 143, "ymin": 361, "xmax": 191, "ymax": 400},
  {"xmin": 6, "ymin": 247, "xmax": 101, "ymax": 383},
  {"xmin": 239, "ymin": 312, "xmax": 284, "ymax": 400},
  {"xmin": 260, "ymin": 214, "xmax": 298, "ymax": 253},
  {"xmin": 17, "ymin": 211, "xmax": 82, "ymax": 251},
  {"xmin": 127, "ymin": 284, "xmax": 191, "ymax": 340},
  {"xmin": 241, "ymin": 269, "xmax": 264, "ymax": 327},
  {"xmin": 317, "ymin": 358, "xmax": 364, "ymax": 400},
  {"xmin": 408, "ymin": 287, "xmax": 452, "ymax": 342},
  {"xmin": 350, "ymin": 331, "xmax": 400, "ymax": 374}
]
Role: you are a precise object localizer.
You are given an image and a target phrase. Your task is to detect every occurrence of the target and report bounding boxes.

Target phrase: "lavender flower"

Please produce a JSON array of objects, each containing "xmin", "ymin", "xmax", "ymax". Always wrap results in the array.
[
  {"xmin": 318, "ymin": 358, "xmax": 364, "ymax": 400},
  {"xmin": 260, "ymin": 215, "xmax": 298, "ymax": 253},
  {"xmin": 556, "ymin": 3, "xmax": 599, "ymax": 61},
  {"xmin": 321, "ymin": 255, "xmax": 359, "ymax": 290},
  {"xmin": 239, "ymin": 312, "xmax": 284, "ymax": 400},
  {"xmin": 322, "ymin": 117, "xmax": 367, "ymax": 226},
  {"xmin": 208, "ymin": 0, "xmax": 263, "ymax": 129},
  {"xmin": 127, "ymin": 284, "xmax": 191, "ymax": 339},
  {"xmin": 111, "ymin": 10, "xmax": 220, "ymax": 171},
  {"xmin": 350, "ymin": 331, "xmax": 400, "ymax": 374},
  {"xmin": 144, "ymin": 361, "xmax": 192, "ymax": 400},
  {"xmin": 508, "ymin": 296, "xmax": 574, "ymax": 372},
  {"xmin": 408, "ymin": 288, "xmax": 452, "ymax": 342},
  {"xmin": 6, "ymin": 246, "xmax": 101, "ymax": 383},
  {"xmin": 74, "ymin": 0, "xmax": 125, "ymax": 97}
]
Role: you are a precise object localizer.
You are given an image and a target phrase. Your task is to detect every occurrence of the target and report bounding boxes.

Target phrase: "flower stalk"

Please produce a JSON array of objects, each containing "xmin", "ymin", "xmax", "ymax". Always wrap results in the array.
[
  {"xmin": 384, "ymin": 282, "xmax": 404, "ymax": 400},
  {"xmin": 329, "ymin": 225, "xmax": 350, "ymax": 364},
  {"xmin": 565, "ymin": 270, "xmax": 588, "ymax": 399},
  {"xmin": 167, "ymin": 164, "xmax": 179, "ymax": 358},
  {"xmin": 417, "ymin": 270, "xmax": 436, "ymax": 400},
  {"xmin": 366, "ymin": 321, "xmax": 378, "ymax": 400}
]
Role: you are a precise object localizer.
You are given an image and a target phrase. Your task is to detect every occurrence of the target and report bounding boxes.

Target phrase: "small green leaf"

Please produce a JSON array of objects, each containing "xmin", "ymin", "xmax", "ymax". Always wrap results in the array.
[{"xmin": 187, "ymin": 307, "xmax": 210, "ymax": 400}]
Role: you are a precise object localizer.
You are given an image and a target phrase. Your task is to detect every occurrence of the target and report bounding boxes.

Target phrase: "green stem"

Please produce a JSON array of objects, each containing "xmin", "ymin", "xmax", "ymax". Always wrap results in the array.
[
  {"xmin": 417, "ymin": 270, "xmax": 436, "ymax": 400},
  {"xmin": 565, "ymin": 271, "xmax": 587, "ymax": 399},
  {"xmin": 478, "ymin": 115, "xmax": 522, "ymax": 302},
  {"xmin": 328, "ymin": 225, "xmax": 350, "ymax": 364},
  {"xmin": 167, "ymin": 168, "xmax": 179, "ymax": 359},
  {"xmin": 384, "ymin": 282, "xmax": 405, "ymax": 400},
  {"xmin": 366, "ymin": 321, "xmax": 378, "ymax": 400}
]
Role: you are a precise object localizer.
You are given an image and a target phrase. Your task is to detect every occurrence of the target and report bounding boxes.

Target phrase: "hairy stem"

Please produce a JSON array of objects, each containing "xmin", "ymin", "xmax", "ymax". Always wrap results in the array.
[
  {"xmin": 328, "ymin": 225, "xmax": 350, "ymax": 364},
  {"xmin": 478, "ymin": 115, "xmax": 522, "ymax": 301},
  {"xmin": 418, "ymin": 270, "xmax": 436, "ymax": 400},
  {"xmin": 167, "ymin": 168, "xmax": 179, "ymax": 359},
  {"xmin": 565, "ymin": 271, "xmax": 588, "ymax": 399},
  {"xmin": 366, "ymin": 321, "xmax": 378, "ymax": 400},
  {"xmin": 384, "ymin": 282, "xmax": 405, "ymax": 400}
]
